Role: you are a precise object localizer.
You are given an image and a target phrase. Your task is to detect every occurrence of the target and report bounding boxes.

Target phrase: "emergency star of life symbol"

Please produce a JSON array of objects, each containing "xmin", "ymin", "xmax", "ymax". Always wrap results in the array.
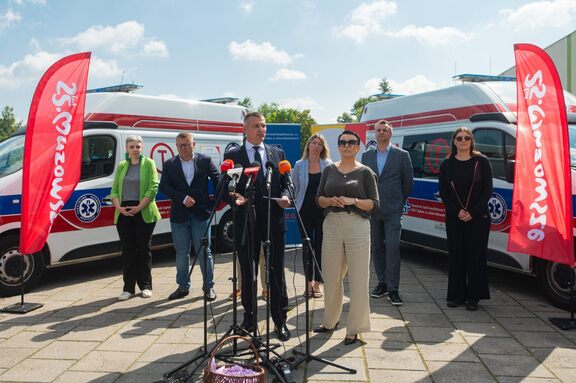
[
  {"xmin": 488, "ymin": 193, "xmax": 507, "ymax": 224},
  {"xmin": 75, "ymin": 193, "xmax": 101, "ymax": 223}
]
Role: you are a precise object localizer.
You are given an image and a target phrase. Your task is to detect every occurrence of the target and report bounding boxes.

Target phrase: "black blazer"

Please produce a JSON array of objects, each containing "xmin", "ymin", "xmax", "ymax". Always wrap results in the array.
[
  {"xmin": 159, "ymin": 153, "xmax": 220, "ymax": 222},
  {"xmin": 224, "ymin": 144, "xmax": 288, "ymax": 233}
]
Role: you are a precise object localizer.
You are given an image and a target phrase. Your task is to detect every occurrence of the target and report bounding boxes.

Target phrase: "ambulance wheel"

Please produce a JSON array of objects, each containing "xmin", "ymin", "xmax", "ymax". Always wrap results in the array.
[
  {"xmin": 216, "ymin": 211, "xmax": 234, "ymax": 253},
  {"xmin": 535, "ymin": 259, "xmax": 575, "ymax": 311},
  {"xmin": 0, "ymin": 235, "xmax": 46, "ymax": 297}
]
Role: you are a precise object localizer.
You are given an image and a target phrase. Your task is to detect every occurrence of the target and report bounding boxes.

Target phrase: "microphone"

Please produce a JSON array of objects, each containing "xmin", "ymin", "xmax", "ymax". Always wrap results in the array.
[
  {"xmin": 265, "ymin": 160, "xmax": 275, "ymax": 189},
  {"xmin": 278, "ymin": 160, "xmax": 294, "ymax": 188},
  {"xmin": 220, "ymin": 159, "xmax": 234, "ymax": 180},
  {"xmin": 227, "ymin": 164, "xmax": 243, "ymax": 192},
  {"xmin": 243, "ymin": 161, "xmax": 261, "ymax": 190}
]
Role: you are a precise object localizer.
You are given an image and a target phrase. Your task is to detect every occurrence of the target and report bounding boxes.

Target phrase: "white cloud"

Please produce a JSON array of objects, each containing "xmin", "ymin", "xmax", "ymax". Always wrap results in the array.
[
  {"xmin": 228, "ymin": 40, "xmax": 297, "ymax": 65},
  {"xmin": 278, "ymin": 97, "xmax": 323, "ymax": 111},
  {"xmin": 240, "ymin": 0, "xmax": 255, "ymax": 13},
  {"xmin": 270, "ymin": 68, "xmax": 307, "ymax": 81},
  {"xmin": 60, "ymin": 21, "xmax": 169, "ymax": 57},
  {"xmin": 222, "ymin": 91, "xmax": 236, "ymax": 97},
  {"xmin": 500, "ymin": 0, "xmax": 576, "ymax": 31},
  {"xmin": 144, "ymin": 41, "xmax": 169, "ymax": 57},
  {"xmin": 89, "ymin": 57, "xmax": 123, "ymax": 78},
  {"xmin": 384, "ymin": 25, "xmax": 473, "ymax": 46},
  {"xmin": 0, "ymin": 50, "xmax": 60, "ymax": 88},
  {"xmin": 363, "ymin": 75, "xmax": 443, "ymax": 96},
  {"xmin": 0, "ymin": 9, "xmax": 21, "ymax": 29},
  {"xmin": 333, "ymin": 1, "xmax": 397, "ymax": 44}
]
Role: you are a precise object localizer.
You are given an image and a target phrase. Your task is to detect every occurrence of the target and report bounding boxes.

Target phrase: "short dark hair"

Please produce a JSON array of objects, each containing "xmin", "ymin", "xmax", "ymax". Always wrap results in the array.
[
  {"xmin": 243, "ymin": 112, "xmax": 265, "ymax": 125},
  {"xmin": 338, "ymin": 129, "xmax": 361, "ymax": 144}
]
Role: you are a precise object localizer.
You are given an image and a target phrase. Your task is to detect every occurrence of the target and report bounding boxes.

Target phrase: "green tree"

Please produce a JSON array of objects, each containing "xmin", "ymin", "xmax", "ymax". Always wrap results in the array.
[
  {"xmin": 256, "ymin": 102, "xmax": 316, "ymax": 154},
  {"xmin": 0, "ymin": 106, "xmax": 22, "ymax": 141},
  {"xmin": 378, "ymin": 78, "xmax": 392, "ymax": 94},
  {"xmin": 337, "ymin": 112, "xmax": 355, "ymax": 123},
  {"xmin": 238, "ymin": 97, "xmax": 253, "ymax": 110}
]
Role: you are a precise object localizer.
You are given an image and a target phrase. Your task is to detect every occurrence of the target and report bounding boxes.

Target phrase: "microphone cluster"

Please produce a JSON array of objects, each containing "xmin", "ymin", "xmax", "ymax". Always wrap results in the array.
[{"xmin": 219, "ymin": 159, "xmax": 295, "ymax": 191}]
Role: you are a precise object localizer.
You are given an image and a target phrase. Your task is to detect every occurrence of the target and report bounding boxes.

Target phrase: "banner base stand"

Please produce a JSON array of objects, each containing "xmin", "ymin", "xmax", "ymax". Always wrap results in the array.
[
  {"xmin": 1, "ymin": 302, "xmax": 43, "ymax": 314},
  {"xmin": 549, "ymin": 317, "xmax": 576, "ymax": 331}
]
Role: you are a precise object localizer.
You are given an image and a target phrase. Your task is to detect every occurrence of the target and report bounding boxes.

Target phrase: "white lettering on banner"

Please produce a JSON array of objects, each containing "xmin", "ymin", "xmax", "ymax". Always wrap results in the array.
[
  {"xmin": 523, "ymin": 70, "xmax": 548, "ymax": 242},
  {"xmin": 48, "ymin": 80, "xmax": 78, "ymax": 224}
]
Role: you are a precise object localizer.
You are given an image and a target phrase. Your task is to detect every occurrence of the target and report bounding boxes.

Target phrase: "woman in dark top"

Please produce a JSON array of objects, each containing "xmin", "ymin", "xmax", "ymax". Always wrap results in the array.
[
  {"xmin": 439, "ymin": 127, "xmax": 493, "ymax": 311},
  {"xmin": 314, "ymin": 130, "xmax": 379, "ymax": 345},
  {"xmin": 293, "ymin": 134, "xmax": 332, "ymax": 298}
]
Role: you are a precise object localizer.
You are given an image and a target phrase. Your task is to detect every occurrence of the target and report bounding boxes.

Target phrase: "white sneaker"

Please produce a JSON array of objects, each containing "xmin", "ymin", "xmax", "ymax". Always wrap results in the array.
[
  {"xmin": 118, "ymin": 291, "xmax": 132, "ymax": 301},
  {"xmin": 141, "ymin": 289, "xmax": 152, "ymax": 298}
]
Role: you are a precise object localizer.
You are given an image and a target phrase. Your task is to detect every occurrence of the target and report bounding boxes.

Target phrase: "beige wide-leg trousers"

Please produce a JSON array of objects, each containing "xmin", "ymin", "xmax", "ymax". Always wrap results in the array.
[{"xmin": 322, "ymin": 211, "xmax": 371, "ymax": 335}]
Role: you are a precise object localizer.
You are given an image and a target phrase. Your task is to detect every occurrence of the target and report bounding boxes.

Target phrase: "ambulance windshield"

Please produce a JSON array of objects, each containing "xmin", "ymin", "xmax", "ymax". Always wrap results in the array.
[{"xmin": 0, "ymin": 135, "xmax": 24, "ymax": 178}]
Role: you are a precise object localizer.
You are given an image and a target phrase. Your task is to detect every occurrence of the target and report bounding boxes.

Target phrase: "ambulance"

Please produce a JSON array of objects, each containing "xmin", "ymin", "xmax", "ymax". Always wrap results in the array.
[
  {"xmin": 0, "ymin": 92, "xmax": 246, "ymax": 296},
  {"xmin": 357, "ymin": 80, "xmax": 576, "ymax": 309}
]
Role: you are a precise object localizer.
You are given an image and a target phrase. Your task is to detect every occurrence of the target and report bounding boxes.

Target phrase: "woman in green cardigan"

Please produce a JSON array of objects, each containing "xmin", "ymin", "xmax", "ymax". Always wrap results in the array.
[{"xmin": 110, "ymin": 135, "xmax": 161, "ymax": 301}]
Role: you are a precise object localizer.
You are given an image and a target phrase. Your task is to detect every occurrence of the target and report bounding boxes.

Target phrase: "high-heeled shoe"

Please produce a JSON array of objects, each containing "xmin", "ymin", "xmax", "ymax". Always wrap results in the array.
[
  {"xmin": 344, "ymin": 334, "xmax": 358, "ymax": 345},
  {"xmin": 313, "ymin": 321, "xmax": 339, "ymax": 333}
]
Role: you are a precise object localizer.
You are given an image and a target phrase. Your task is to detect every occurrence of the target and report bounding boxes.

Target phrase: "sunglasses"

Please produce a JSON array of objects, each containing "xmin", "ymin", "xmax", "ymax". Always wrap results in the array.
[
  {"xmin": 455, "ymin": 136, "xmax": 472, "ymax": 142},
  {"xmin": 338, "ymin": 139, "xmax": 359, "ymax": 147}
]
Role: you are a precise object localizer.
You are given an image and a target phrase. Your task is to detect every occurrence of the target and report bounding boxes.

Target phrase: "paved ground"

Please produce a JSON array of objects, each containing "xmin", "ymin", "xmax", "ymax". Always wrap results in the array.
[{"xmin": 1, "ymin": 245, "xmax": 575, "ymax": 383}]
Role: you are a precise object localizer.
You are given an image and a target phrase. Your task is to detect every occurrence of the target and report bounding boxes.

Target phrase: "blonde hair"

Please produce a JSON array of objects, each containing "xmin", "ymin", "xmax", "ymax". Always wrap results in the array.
[{"xmin": 302, "ymin": 134, "xmax": 330, "ymax": 160}]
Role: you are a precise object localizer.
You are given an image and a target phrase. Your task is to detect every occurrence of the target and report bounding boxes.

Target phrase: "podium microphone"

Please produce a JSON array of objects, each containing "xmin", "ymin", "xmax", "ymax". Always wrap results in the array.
[
  {"xmin": 227, "ymin": 164, "xmax": 244, "ymax": 192},
  {"xmin": 278, "ymin": 160, "xmax": 294, "ymax": 188},
  {"xmin": 243, "ymin": 161, "xmax": 261, "ymax": 190},
  {"xmin": 220, "ymin": 159, "xmax": 234, "ymax": 179},
  {"xmin": 265, "ymin": 161, "xmax": 275, "ymax": 189}
]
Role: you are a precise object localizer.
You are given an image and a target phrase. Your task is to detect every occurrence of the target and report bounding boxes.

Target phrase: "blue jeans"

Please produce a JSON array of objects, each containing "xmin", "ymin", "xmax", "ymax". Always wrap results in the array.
[{"xmin": 171, "ymin": 215, "xmax": 214, "ymax": 292}]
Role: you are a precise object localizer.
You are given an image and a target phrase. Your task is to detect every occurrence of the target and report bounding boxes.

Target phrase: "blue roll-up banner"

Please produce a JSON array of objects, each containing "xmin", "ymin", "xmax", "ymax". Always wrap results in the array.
[{"xmin": 265, "ymin": 123, "xmax": 301, "ymax": 245}]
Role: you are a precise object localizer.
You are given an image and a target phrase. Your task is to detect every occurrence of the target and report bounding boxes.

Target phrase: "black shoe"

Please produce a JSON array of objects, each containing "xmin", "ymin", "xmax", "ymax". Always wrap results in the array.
[
  {"xmin": 275, "ymin": 324, "xmax": 291, "ymax": 342},
  {"xmin": 446, "ymin": 300, "xmax": 464, "ymax": 308},
  {"xmin": 168, "ymin": 288, "xmax": 189, "ymax": 300},
  {"xmin": 313, "ymin": 321, "xmax": 339, "ymax": 333},
  {"xmin": 240, "ymin": 320, "xmax": 254, "ymax": 333},
  {"xmin": 370, "ymin": 283, "xmax": 388, "ymax": 298},
  {"xmin": 204, "ymin": 288, "xmax": 217, "ymax": 302},
  {"xmin": 466, "ymin": 302, "xmax": 478, "ymax": 311},
  {"xmin": 388, "ymin": 291, "xmax": 403, "ymax": 306},
  {"xmin": 344, "ymin": 335, "xmax": 358, "ymax": 345}
]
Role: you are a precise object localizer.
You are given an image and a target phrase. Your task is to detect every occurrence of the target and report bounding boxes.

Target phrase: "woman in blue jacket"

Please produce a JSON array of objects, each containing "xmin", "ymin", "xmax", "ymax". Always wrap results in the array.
[
  {"xmin": 110, "ymin": 135, "xmax": 161, "ymax": 301},
  {"xmin": 293, "ymin": 134, "xmax": 332, "ymax": 298}
]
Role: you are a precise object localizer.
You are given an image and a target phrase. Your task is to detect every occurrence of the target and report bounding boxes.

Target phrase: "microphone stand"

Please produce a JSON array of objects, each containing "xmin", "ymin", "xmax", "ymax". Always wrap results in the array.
[
  {"xmin": 162, "ymin": 172, "xmax": 232, "ymax": 381},
  {"xmin": 284, "ymin": 179, "xmax": 356, "ymax": 375}
]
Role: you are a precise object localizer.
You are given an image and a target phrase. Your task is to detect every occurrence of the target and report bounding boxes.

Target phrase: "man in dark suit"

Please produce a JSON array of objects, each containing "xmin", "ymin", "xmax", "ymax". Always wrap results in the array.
[
  {"xmin": 361, "ymin": 120, "xmax": 413, "ymax": 306},
  {"xmin": 224, "ymin": 112, "xmax": 292, "ymax": 341},
  {"xmin": 160, "ymin": 132, "xmax": 220, "ymax": 301}
]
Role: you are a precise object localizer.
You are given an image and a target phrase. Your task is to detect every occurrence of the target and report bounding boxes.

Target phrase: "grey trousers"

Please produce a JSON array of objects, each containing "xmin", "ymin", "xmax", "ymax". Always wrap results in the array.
[{"xmin": 370, "ymin": 212, "xmax": 402, "ymax": 292}]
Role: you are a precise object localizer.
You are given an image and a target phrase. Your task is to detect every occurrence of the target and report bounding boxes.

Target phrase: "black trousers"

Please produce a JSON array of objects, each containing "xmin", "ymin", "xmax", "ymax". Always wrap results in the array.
[
  {"xmin": 235, "ymin": 210, "xmax": 288, "ymax": 328},
  {"xmin": 445, "ymin": 214, "xmax": 491, "ymax": 303},
  {"xmin": 116, "ymin": 201, "xmax": 156, "ymax": 294},
  {"xmin": 300, "ymin": 207, "xmax": 324, "ymax": 283}
]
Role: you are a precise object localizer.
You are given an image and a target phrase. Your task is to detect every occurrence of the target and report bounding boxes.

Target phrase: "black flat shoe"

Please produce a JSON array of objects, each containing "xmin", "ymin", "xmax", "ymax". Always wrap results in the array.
[
  {"xmin": 446, "ymin": 300, "xmax": 464, "ymax": 308},
  {"xmin": 313, "ymin": 321, "xmax": 339, "ymax": 333},
  {"xmin": 466, "ymin": 302, "xmax": 478, "ymax": 311},
  {"xmin": 344, "ymin": 335, "xmax": 358, "ymax": 345},
  {"xmin": 239, "ymin": 320, "xmax": 254, "ymax": 333},
  {"xmin": 275, "ymin": 324, "xmax": 291, "ymax": 342},
  {"xmin": 168, "ymin": 288, "xmax": 189, "ymax": 300}
]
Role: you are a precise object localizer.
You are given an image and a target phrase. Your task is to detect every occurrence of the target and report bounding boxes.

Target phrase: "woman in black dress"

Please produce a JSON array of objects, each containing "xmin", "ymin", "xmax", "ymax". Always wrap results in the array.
[{"xmin": 438, "ymin": 127, "xmax": 493, "ymax": 311}]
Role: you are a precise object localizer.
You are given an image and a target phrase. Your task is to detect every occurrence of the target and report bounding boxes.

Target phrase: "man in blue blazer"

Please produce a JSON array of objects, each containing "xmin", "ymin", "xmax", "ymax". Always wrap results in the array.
[
  {"xmin": 361, "ymin": 120, "xmax": 413, "ymax": 306},
  {"xmin": 224, "ymin": 112, "xmax": 292, "ymax": 341},
  {"xmin": 160, "ymin": 132, "xmax": 220, "ymax": 301}
]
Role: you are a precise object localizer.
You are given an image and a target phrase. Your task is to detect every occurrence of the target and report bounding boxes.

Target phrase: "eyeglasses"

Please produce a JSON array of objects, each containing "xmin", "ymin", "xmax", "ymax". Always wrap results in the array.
[
  {"xmin": 177, "ymin": 143, "xmax": 193, "ymax": 148},
  {"xmin": 338, "ymin": 139, "xmax": 359, "ymax": 147},
  {"xmin": 455, "ymin": 136, "xmax": 472, "ymax": 142}
]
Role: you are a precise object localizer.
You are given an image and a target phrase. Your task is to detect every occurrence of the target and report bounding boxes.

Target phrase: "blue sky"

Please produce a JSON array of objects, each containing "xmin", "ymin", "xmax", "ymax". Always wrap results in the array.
[{"xmin": 1, "ymin": 0, "xmax": 575, "ymax": 124}]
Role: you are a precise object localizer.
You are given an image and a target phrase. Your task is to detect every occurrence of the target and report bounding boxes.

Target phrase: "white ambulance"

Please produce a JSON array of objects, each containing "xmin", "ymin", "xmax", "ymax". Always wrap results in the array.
[
  {"xmin": 0, "ymin": 92, "xmax": 245, "ymax": 296},
  {"xmin": 359, "ymin": 81, "xmax": 576, "ymax": 310}
]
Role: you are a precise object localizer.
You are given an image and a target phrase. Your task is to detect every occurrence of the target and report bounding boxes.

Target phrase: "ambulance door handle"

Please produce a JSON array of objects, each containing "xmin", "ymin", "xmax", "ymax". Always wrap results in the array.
[
  {"xmin": 102, "ymin": 196, "xmax": 114, "ymax": 206},
  {"xmin": 433, "ymin": 192, "xmax": 442, "ymax": 202}
]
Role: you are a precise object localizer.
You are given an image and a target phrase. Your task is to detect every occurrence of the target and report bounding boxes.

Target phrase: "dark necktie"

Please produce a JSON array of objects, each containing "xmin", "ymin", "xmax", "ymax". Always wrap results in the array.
[{"xmin": 253, "ymin": 146, "xmax": 264, "ymax": 186}]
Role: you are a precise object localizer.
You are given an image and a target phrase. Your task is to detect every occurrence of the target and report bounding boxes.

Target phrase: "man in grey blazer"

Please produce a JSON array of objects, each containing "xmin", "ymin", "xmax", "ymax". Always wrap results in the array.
[{"xmin": 361, "ymin": 120, "xmax": 413, "ymax": 306}]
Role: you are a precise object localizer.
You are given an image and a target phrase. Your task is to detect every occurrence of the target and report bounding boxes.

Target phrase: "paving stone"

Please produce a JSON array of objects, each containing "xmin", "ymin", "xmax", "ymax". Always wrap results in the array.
[
  {"xmin": 59, "ymin": 325, "xmax": 122, "ymax": 342},
  {"xmin": 468, "ymin": 336, "xmax": 529, "ymax": 356},
  {"xmin": 403, "ymin": 312, "xmax": 453, "ymax": 328},
  {"xmin": 484, "ymin": 305, "xmax": 535, "ymax": 318},
  {"xmin": 453, "ymin": 322, "xmax": 509, "ymax": 337},
  {"xmin": 138, "ymin": 343, "xmax": 203, "ymax": 363},
  {"xmin": 365, "ymin": 348, "xmax": 426, "ymax": 370},
  {"xmin": 306, "ymin": 338, "xmax": 364, "ymax": 358},
  {"xmin": 479, "ymin": 354, "xmax": 555, "ymax": 378},
  {"xmin": 0, "ymin": 330, "xmax": 62, "ymax": 349},
  {"xmin": 409, "ymin": 326, "xmax": 465, "ymax": 343},
  {"xmin": 96, "ymin": 333, "xmax": 158, "ymax": 352},
  {"xmin": 442, "ymin": 308, "xmax": 495, "ymax": 323},
  {"xmin": 52, "ymin": 370, "xmax": 121, "ymax": 383},
  {"xmin": 118, "ymin": 319, "xmax": 170, "ymax": 336},
  {"xmin": 497, "ymin": 377, "xmax": 560, "ymax": 383},
  {"xmin": 70, "ymin": 350, "xmax": 140, "ymax": 372},
  {"xmin": 0, "ymin": 359, "xmax": 74, "ymax": 382},
  {"xmin": 304, "ymin": 356, "xmax": 367, "ymax": 381},
  {"xmin": 369, "ymin": 369, "xmax": 432, "ymax": 382},
  {"xmin": 398, "ymin": 303, "xmax": 443, "ymax": 314},
  {"xmin": 0, "ymin": 347, "xmax": 36, "ymax": 368},
  {"xmin": 550, "ymin": 368, "xmax": 576, "ymax": 383},
  {"xmin": 511, "ymin": 331, "xmax": 575, "ymax": 348},
  {"xmin": 427, "ymin": 361, "xmax": 496, "ymax": 382},
  {"xmin": 418, "ymin": 342, "xmax": 479, "ymax": 362},
  {"xmin": 531, "ymin": 347, "xmax": 576, "ymax": 369},
  {"xmin": 498, "ymin": 317, "xmax": 555, "ymax": 332},
  {"xmin": 115, "ymin": 361, "xmax": 184, "ymax": 383},
  {"xmin": 32, "ymin": 340, "xmax": 99, "ymax": 360}
]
